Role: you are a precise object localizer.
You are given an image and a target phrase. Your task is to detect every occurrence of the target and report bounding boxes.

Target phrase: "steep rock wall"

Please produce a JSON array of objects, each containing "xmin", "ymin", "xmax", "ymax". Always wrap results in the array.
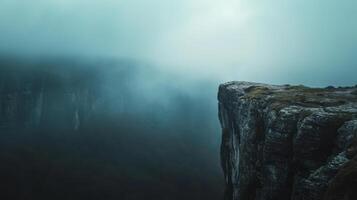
[
  {"xmin": 218, "ymin": 82, "xmax": 357, "ymax": 200},
  {"xmin": 0, "ymin": 66, "xmax": 97, "ymax": 130}
]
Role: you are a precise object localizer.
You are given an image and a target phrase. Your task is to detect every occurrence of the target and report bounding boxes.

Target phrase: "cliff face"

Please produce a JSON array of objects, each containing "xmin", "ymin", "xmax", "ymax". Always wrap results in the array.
[
  {"xmin": 0, "ymin": 67, "xmax": 97, "ymax": 131},
  {"xmin": 218, "ymin": 82, "xmax": 357, "ymax": 200}
]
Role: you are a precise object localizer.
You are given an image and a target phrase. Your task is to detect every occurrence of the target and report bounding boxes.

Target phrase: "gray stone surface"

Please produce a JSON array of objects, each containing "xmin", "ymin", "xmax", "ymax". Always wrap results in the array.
[{"xmin": 218, "ymin": 81, "xmax": 357, "ymax": 200}]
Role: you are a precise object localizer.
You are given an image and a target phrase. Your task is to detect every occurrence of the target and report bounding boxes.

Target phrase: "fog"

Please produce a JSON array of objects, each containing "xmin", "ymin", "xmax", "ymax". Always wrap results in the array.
[
  {"xmin": 0, "ymin": 58, "xmax": 225, "ymax": 199},
  {"xmin": 1, "ymin": 0, "xmax": 357, "ymax": 85},
  {"xmin": 0, "ymin": 1, "xmax": 356, "ymax": 200}
]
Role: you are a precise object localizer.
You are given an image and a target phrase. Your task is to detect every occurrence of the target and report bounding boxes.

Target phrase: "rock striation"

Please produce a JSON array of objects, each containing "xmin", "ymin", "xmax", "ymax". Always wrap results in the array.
[{"xmin": 218, "ymin": 82, "xmax": 357, "ymax": 200}]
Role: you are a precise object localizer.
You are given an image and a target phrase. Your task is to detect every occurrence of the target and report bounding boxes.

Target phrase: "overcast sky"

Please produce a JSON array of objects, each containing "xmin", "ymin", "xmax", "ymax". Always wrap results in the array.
[{"xmin": 0, "ymin": 0, "xmax": 356, "ymax": 85}]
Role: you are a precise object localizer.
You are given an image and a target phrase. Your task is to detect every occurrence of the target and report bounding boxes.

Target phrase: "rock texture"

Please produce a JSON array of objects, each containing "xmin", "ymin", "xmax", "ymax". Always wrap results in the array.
[{"xmin": 218, "ymin": 82, "xmax": 357, "ymax": 200}]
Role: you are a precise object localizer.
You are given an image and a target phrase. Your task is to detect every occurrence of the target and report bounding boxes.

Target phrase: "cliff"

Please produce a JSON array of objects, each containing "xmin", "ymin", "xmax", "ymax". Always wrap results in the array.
[
  {"xmin": 218, "ymin": 82, "xmax": 357, "ymax": 200},
  {"xmin": 0, "ymin": 65, "xmax": 97, "ymax": 131}
]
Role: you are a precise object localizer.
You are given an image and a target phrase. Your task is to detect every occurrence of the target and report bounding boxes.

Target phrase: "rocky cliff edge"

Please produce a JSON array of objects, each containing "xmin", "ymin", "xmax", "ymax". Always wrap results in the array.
[{"xmin": 218, "ymin": 81, "xmax": 357, "ymax": 200}]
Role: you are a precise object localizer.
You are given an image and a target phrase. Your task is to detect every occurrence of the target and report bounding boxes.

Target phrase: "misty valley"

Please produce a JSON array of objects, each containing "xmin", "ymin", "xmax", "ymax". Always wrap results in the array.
[
  {"xmin": 0, "ymin": 57, "xmax": 224, "ymax": 200},
  {"xmin": 1, "ymin": 0, "xmax": 357, "ymax": 199}
]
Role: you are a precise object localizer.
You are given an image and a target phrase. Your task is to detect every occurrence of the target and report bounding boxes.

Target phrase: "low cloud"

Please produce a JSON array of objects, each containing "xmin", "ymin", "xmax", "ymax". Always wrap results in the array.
[{"xmin": 0, "ymin": 0, "xmax": 356, "ymax": 85}]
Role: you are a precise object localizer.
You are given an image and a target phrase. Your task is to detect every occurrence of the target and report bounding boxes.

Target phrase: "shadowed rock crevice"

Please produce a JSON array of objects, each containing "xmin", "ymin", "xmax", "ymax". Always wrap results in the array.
[{"xmin": 218, "ymin": 81, "xmax": 357, "ymax": 200}]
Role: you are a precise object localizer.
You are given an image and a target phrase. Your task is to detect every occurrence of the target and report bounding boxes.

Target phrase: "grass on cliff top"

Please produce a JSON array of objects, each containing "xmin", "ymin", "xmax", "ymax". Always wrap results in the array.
[
  {"xmin": 243, "ymin": 86, "xmax": 272, "ymax": 99},
  {"xmin": 243, "ymin": 85, "xmax": 356, "ymax": 111}
]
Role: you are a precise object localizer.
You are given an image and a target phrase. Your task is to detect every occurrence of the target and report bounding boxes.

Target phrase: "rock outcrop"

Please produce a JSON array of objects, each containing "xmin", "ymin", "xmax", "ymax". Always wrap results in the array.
[{"xmin": 218, "ymin": 82, "xmax": 357, "ymax": 200}]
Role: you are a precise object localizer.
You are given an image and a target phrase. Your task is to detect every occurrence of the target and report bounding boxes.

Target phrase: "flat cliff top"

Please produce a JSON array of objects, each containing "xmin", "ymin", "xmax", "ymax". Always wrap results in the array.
[{"xmin": 219, "ymin": 81, "xmax": 357, "ymax": 113}]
